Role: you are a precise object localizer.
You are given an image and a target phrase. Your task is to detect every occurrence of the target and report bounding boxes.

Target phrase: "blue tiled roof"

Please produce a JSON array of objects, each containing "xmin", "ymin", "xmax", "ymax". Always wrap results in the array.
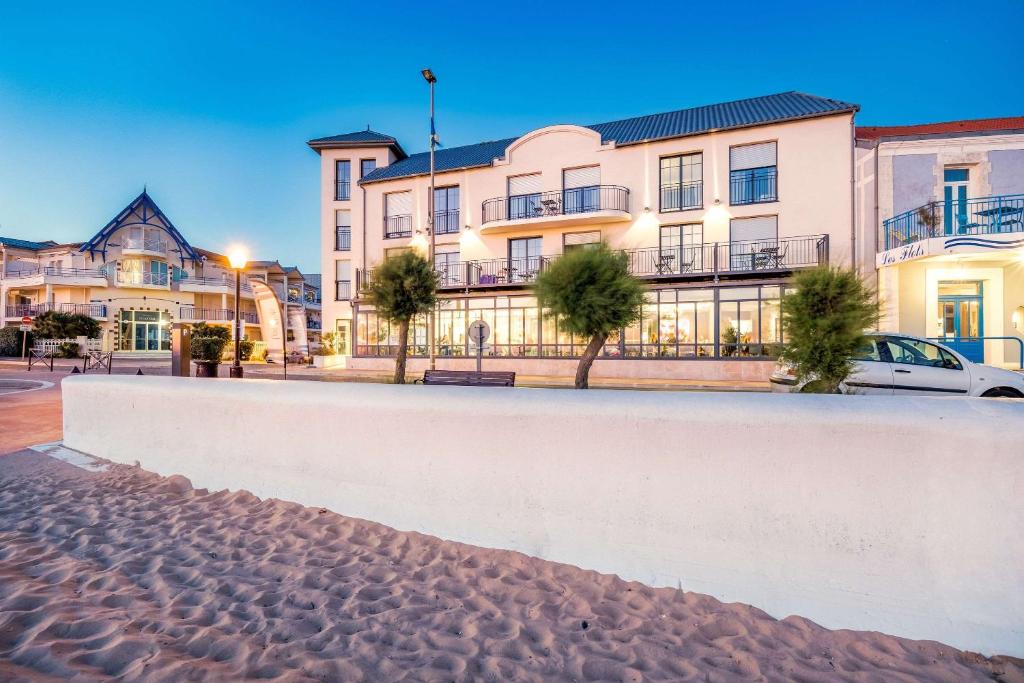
[
  {"xmin": 0, "ymin": 236, "xmax": 58, "ymax": 250},
  {"xmin": 308, "ymin": 129, "xmax": 398, "ymax": 144},
  {"xmin": 359, "ymin": 92, "xmax": 857, "ymax": 184}
]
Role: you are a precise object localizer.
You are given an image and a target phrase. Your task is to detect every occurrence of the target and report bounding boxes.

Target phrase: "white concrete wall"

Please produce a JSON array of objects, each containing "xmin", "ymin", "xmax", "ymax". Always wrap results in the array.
[{"xmin": 62, "ymin": 376, "xmax": 1024, "ymax": 656}]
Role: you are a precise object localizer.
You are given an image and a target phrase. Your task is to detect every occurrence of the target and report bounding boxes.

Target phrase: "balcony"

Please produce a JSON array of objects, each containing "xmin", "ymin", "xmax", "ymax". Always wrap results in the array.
[
  {"xmin": 121, "ymin": 235, "xmax": 168, "ymax": 256},
  {"xmin": 5, "ymin": 302, "xmax": 108, "ymax": 319},
  {"xmin": 1, "ymin": 266, "xmax": 108, "ymax": 286},
  {"xmin": 480, "ymin": 186, "xmax": 631, "ymax": 233},
  {"xmin": 357, "ymin": 235, "xmax": 827, "ymax": 294},
  {"xmin": 176, "ymin": 275, "xmax": 253, "ymax": 296},
  {"xmin": 179, "ymin": 307, "xmax": 258, "ymax": 324},
  {"xmin": 384, "ymin": 215, "xmax": 412, "ymax": 239},
  {"xmin": 882, "ymin": 194, "xmax": 1024, "ymax": 251},
  {"xmin": 116, "ymin": 271, "xmax": 169, "ymax": 288}
]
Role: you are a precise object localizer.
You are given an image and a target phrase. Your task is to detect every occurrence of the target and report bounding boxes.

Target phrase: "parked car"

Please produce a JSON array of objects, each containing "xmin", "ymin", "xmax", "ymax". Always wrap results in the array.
[{"xmin": 770, "ymin": 333, "xmax": 1024, "ymax": 397}]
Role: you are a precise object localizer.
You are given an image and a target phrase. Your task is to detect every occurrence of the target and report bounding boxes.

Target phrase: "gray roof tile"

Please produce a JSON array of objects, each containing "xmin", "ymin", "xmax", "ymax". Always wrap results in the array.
[{"xmin": 360, "ymin": 92, "xmax": 857, "ymax": 184}]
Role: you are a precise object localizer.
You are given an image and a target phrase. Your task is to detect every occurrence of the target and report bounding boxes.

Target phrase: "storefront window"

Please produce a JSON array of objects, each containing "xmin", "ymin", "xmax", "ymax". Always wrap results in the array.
[{"xmin": 355, "ymin": 285, "xmax": 784, "ymax": 360}]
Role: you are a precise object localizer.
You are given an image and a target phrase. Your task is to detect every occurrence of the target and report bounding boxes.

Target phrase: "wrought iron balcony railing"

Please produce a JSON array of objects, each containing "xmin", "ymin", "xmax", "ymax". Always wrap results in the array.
[
  {"xmin": 660, "ymin": 181, "xmax": 703, "ymax": 212},
  {"xmin": 336, "ymin": 227, "xmax": 351, "ymax": 251},
  {"xmin": 336, "ymin": 280, "xmax": 352, "ymax": 301},
  {"xmin": 384, "ymin": 214, "xmax": 413, "ymax": 239},
  {"xmin": 481, "ymin": 185, "xmax": 630, "ymax": 224},
  {"xmin": 179, "ymin": 307, "xmax": 257, "ymax": 323},
  {"xmin": 433, "ymin": 209, "xmax": 460, "ymax": 234},
  {"xmin": 729, "ymin": 168, "xmax": 778, "ymax": 205},
  {"xmin": 358, "ymin": 235, "xmax": 827, "ymax": 293},
  {"xmin": 5, "ymin": 302, "xmax": 108, "ymax": 318},
  {"xmin": 882, "ymin": 193, "xmax": 1024, "ymax": 250}
]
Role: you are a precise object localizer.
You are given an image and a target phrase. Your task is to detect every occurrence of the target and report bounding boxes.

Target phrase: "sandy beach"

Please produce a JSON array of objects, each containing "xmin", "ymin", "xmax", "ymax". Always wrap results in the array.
[{"xmin": 0, "ymin": 451, "xmax": 1020, "ymax": 682}]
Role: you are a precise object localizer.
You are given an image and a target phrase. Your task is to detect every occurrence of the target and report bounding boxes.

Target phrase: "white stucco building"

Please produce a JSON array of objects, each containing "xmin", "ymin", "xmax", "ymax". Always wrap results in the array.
[
  {"xmin": 0, "ymin": 191, "xmax": 322, "ymax": 357},
  {"xmin": 311, "ymin": 92, "xmax": 861, "ymax": 381},
  {"xmin": 857, "ymin": 117, "xmax": 1024, "ymax": 367}
]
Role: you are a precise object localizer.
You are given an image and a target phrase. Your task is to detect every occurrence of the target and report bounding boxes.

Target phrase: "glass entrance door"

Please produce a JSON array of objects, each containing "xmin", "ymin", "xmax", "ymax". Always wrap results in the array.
[
  {"xmin": 119, "ymin": 310, "xmax": 171, "ymax": 352},
  {"xmin": 938, "ymin": 281, "xmax": 983, "ymax": 362}
]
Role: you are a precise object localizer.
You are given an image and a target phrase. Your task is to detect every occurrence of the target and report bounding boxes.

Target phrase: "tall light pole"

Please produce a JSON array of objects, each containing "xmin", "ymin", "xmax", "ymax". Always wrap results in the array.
[
  {"xmin": 228, "ymin": 246, "xmax": 248, "ymax": 378},
  {"xmin": 422, "ymin": 68, "xmax": 437, "ymax": 371}
]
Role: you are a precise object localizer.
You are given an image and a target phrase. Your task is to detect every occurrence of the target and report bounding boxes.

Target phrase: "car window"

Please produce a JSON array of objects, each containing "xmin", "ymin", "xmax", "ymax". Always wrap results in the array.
[
  {"xmin": 851, "ymin": 339, "xmax": 887, "ymax": 362},
  {"xmin": 883, "ymin": 337, "xmax": 961, "ymax": 370}
]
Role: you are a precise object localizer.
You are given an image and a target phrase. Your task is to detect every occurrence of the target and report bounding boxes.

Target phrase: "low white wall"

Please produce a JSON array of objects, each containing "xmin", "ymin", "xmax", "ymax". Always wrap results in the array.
[{"xmin": 62, "ymin": 376, "xmax": 1024, "ymax": 656}]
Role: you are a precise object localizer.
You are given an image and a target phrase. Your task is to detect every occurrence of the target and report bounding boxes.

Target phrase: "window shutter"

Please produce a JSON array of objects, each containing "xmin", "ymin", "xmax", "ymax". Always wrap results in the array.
[
  {"xmin": 385, "ymin": 191, "xmax": 412, "ymax": 216},
  {"xmin": 335, "ymin": 260, "xmax": 350, "ymax": 280},
  {"xmin": 563, "ymin": 166, "xmax": 600, "ymax": 189},
  {"xmin": 730, "ymin": 142, "xmax": 777, "ymax": 170},
  {"xmin": 434, "ymin": 244, "xmax": 459, "ymax": 255},
  {"xmin": 730, "ymin": 216, "xmax": 778, "ymax": 242},
  {"xmin": 335, "ymin": 209, "xmax": 351, "ymax": 228},
  {"xmin": 563, "ymin": 231, "xmax": 601, "ymax": 247},
  {"xmin": 508, "ymin": 173, "xmax": 541, "ymax": 196}
]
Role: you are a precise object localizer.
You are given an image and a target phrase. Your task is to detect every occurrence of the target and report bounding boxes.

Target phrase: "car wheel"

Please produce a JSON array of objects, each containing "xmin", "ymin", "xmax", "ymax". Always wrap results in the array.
[{"xmin": 981, "ymin": 387, "xmax": 1024, "ymax": 399}]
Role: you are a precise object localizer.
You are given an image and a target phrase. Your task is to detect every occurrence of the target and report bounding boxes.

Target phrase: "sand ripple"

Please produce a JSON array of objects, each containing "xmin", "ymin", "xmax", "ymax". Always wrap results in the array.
[{"xmin": 0, "ymin": 451, "xmax": 1020, "ymax": 682}]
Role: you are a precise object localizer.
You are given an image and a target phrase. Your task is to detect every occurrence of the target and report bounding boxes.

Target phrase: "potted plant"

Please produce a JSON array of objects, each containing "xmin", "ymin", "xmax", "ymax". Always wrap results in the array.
[
  {"xmin": 311, "ymin": 331, "xmax": 337, "ymax": 368},
  {"xmin": 190, "ymin": 322, "xmax": 230, "ymax": 378}
]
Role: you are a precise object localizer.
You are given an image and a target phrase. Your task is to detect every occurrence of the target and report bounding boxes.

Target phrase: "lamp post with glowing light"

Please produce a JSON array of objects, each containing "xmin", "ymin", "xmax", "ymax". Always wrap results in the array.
[
  {"xmin": 228, "ymin": 246, "xmax": 248, "ymax": 379},
  {"xmin": 422, "ymin": 67, "xmax": 437, "ymax": 370}
]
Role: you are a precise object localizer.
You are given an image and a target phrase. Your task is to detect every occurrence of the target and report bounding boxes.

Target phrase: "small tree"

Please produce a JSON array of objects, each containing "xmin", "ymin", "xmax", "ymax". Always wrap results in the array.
[
  {"xmin": 363, "ymin": 251, "xmax": 437, "ymax": 384},
  {"xmin": 33, "ymin": 310, "xmax": 101, "ymax": 339},
  {"xmin": 781, "ymin": 267, "xmax": 878, "ymax": 393},
  {"xmin": 533, "ymin": 243, "xmax": 645, "ymax": 389},
  {"xmin": 190, "ymin": 322, "xmax": 231, "ymax": 363}
]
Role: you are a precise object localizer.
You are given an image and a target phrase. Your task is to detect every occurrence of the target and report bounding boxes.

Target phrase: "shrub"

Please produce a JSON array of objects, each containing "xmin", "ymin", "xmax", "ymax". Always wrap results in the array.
[
  {"xmin": 781, "ymin": 267, "xmax": 878, "ymax": 393},
  {"xmin": 190, "ymin": 322, "xmax": 230, "ymax": 363},
  {"xmin": 239, "ymin": 338, "xmax": 255, "ymax": 361},
  {"xmin": 533, "ymin": 243, "xmax": 645, "ymax": 388},
  {"xmin": 0, "ymin": 327, "xmax": 33, "ymax": 357},
  {"xmin": 362, "ymin": 251, "xmax": 437, "ymax": 384},
  {"xmin": 55, "ymin": 341, "xmax": 80, "ymax": 358},
  {"xmin": 33, "ymin": 310, "xmax": 101, "ymax": 339},
  {"xmin": 313, "ymin": 332, "xmax": 338, "ymax": 356}
]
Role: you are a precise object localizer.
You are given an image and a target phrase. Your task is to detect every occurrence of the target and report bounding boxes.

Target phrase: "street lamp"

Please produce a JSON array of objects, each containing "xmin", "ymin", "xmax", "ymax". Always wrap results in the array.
[
  {"xmin": 227, "ymin": 245, "xmax": 248, "ymax": 378},
  {"xmin": 422, "ymin": 68, "xmax": 437, "ymax": 370}
]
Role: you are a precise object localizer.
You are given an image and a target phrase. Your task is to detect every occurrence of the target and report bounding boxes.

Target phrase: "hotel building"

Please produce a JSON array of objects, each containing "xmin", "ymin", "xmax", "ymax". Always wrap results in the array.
[
  {"xmin": 0, "ymin": 191, "xmax": 322, "ymax": 357},
  {"xmin": 312, "ymin": 92, "xmax": 861, "ymax": 380},
  {"xmin": 858, "ymin": 117, "xmax": 1024, "ymax": 367}
]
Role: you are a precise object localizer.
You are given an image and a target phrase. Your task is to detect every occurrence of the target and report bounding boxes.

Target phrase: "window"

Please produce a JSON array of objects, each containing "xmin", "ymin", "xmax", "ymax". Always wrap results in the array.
[
  {"xmin": 729, "ymin": 216, "xmax": 779, "ymax": 271},
  {"xmin": 660, "ymin": 154, "xmax": 703, "ymax": 211},
  {"xmin": 335, "ymin": 210, "xmax": 351, "ymax": 251},
  {"xmin": 360, "ymin": 159, "xmax": 376, "ymax": 179},
  {"xmin": 335, "ymin": 160, "xmax": 351, "ymax": 201},
  {"xmin": 384, "ymin": 247, "xmax": 411, "ymax": 260},
  {"xmin": 335, "ymin": 261, "xmax": 351, "ymax": 300},
  {"xmin": 563, "ymin": 231, "xmax": 601, "ymax": 253},
  {"xmin": 659, "ymin": 224, "xmax": 704, "ymax": 273},
  {"xmin": 434, "ymin": 245, "xmax": 460, "ymax": 287},
  {"xmin": 508, "ymin": 237, "xmax": 543, "ymax": 284},
  {"xmin": 563, "ymin": 166, "xmax": 601, "ymax": 214},
  {"xmin": 384, "ymin": 191, "xmax": 412, "ymax": 238},
  {"xmin": 434, "ymin": 186, "xmax": 460, "ymax": 234},
  {"xmin": 508, "ymin": 174, "xmax": 542, "ymax": 220},
  {"xmin": 730, "ymin": 142, "xmax": 777, "ymax": 205},
  {"xmin": 882, "ymin": 337, "xmax": 963, "ymax": 370}
]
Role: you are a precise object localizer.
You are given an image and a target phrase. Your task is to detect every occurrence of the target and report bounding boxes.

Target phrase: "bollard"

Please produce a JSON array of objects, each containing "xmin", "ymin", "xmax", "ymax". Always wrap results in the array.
[
  {"xmin": 136, "ymin": 368, "xmax": 144, "ymax": 376},
  {"xmin": 71, "ymin": 366, "xmax": 81, "ymax": 374}
]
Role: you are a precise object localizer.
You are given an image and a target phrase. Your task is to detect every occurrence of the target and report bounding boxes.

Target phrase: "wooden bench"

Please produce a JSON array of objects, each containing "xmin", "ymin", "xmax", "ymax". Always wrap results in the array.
[{"xmin": 416, "ymin": 369, "xmax": 516, "ymax": 387}]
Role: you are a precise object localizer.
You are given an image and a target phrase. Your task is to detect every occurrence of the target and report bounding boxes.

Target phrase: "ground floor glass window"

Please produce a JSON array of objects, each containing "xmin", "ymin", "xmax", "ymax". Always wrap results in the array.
[
  {"xmin": 118, "ymin": 309, "xmax": 171, "ymax": 351},
  {"xmin": 355, "ymin": 285, "xmax": 785, "ymax": 360}
]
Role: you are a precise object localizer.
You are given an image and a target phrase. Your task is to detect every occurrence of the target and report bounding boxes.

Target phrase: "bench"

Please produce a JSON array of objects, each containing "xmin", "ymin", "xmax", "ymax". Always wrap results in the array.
[{"xmin": 416, "ymin": 370, "xmax": 516, "ymax": 387}]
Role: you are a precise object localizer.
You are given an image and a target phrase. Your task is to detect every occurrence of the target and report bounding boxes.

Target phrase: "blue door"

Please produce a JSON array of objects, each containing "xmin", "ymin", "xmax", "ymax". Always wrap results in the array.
[
  {"xmin": 938, "ymin": 281, "xmax": 983, "ymax": 363},
  {"xmin": 943, "ymin": 168, "xmax": 970, "ymax": 235}
]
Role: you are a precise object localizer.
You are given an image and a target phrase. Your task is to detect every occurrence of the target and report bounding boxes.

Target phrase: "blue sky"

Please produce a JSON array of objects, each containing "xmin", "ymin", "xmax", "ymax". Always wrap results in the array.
[{"xmin": 2, "ymin": 0, "xmax": 1022, "ymax": 273}]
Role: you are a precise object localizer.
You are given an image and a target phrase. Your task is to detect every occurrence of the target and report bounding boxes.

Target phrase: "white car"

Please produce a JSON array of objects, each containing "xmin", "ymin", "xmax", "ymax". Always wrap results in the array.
[{"xmin": 770, "ymin": 333, "xmax": 1024, "ymax": 398}]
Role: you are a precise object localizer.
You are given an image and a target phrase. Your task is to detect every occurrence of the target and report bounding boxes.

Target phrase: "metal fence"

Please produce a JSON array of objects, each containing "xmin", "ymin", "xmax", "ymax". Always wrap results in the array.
[
  {"xmin": 384, "ymin": 214, "xmax": 413, "ymax": 239},
  {"xmin": 883, "ymin": 194, "xmax": 1024, "ymax": 250},
  {"xmin": 482, "ymin": 185, "xmax": 630, "ymax": 224}
]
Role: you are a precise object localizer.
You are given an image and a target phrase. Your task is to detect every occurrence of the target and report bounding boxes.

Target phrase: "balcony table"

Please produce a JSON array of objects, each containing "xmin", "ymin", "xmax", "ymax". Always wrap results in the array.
[
  {"xmin": 974, "ymin": 205, "xmax": 1023, "ymax": 231},
  {"xmin": 655, "ymin": 253, "xmax": 676, "ymax": 274},
  {"xmin": 540, "ymin": 199, "xmax": 560, "ymax": 216}
]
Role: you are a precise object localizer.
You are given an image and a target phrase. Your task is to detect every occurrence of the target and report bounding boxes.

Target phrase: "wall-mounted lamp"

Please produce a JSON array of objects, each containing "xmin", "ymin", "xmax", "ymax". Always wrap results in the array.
[
  {"xmin": 464, "ymin": 224, "xmax": 472, "ymax": 232},
  {"xmin": 714, "ymin": 198, "xmax": 721, "ymax": 206},
  {"xmin": 643, "ymin": 206, "xmax": 651, "ymax": 213}
]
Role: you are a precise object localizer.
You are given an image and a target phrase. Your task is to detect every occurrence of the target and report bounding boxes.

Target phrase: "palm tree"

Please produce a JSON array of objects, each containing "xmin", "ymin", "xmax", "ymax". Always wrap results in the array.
[
  {"xmin": 362, "ymin": 251, "xmax": 437, "ymax": 383},
  {"xmin": 533, "ymin": 243, "xmax": 645, "ymax": 388}
]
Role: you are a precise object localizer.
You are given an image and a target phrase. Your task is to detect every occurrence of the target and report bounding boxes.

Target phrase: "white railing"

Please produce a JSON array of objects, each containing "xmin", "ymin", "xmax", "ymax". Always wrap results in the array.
[
  {"xmin": 33, "ymin": 338, "xmax": 102, "ymax": 355},
  {"xmin": 116, "ymin": 271, "xmax": 169, "ymax": 287},
  {"xmin": 123, "ymin": 235, "xmax": 167, "ymax": 252}
]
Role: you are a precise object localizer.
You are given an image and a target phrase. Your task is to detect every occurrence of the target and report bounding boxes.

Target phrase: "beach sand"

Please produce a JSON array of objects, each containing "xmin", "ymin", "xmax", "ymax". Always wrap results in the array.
[{"xmin": 0, "ymin": 451, "xmax": 1020, "ymax": 682}]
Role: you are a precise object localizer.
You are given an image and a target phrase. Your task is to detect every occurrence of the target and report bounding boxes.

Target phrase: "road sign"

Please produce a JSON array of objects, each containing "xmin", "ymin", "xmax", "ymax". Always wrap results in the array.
[
  {"xmin": 21, "ymin": 316, "xmax": 32, "ymax": 326},
  {"xmin": 19, "ymin": 325, "xmax": 31, "ymax": 332},
  {"xmin": 468, "ymin": 320, "xmax": 490, "ymax": 346}
]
